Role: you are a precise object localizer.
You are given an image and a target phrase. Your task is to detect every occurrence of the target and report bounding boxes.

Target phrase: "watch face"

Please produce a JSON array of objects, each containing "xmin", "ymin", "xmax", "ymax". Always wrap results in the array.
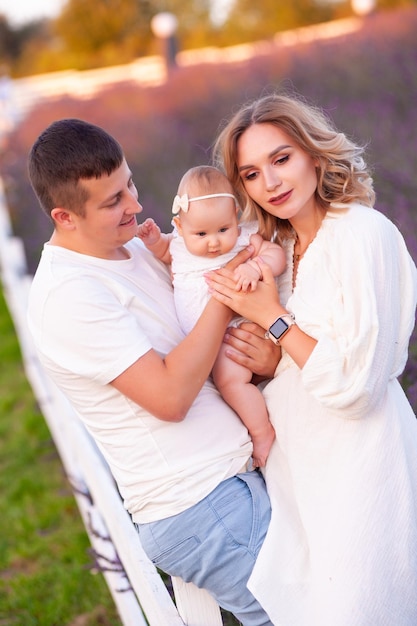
[{"xmin": 270, "ymin": 317, "xmax": 289, "ymax": 339}]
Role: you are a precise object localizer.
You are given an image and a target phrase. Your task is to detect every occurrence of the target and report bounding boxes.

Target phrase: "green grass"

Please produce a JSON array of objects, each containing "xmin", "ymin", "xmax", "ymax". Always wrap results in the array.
[{"xmin": 0, "ymin": 286, "xmax": 122, "ymax": 626}]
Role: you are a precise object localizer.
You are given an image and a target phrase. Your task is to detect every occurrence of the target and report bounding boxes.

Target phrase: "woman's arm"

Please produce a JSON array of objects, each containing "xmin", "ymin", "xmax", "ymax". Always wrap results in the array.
[{"xmin": 206, "ymin": 258, "xmax": 317, "ymax": 369}]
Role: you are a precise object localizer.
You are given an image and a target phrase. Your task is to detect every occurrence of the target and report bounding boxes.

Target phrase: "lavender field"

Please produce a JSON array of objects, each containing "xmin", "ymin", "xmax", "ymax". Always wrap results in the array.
[{"xmin": 1, "ymin": 5, "xmax": 416, "ymax": 408}]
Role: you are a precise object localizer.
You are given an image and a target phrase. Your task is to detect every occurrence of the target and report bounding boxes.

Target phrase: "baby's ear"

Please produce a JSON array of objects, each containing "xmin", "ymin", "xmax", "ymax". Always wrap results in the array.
[{"xmin": 172, "ymin": 216, "xmax": 182, "ymax": 234}]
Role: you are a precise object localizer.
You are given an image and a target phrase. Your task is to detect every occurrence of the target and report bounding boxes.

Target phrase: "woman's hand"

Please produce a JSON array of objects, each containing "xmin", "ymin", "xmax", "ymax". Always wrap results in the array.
[
  {"xmin": 205, "ymin": 257, "xmax": 284, "ymax": 330},
  {"xmin": 224, "ymin": 322, "xmax": 281, "ymax": 381}
]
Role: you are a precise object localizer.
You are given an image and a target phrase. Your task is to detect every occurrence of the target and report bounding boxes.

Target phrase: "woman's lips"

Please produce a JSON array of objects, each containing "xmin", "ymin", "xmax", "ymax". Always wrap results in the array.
[{"xmin": 269, "ymin": 189, "xmax": 292, "ymax": 205}]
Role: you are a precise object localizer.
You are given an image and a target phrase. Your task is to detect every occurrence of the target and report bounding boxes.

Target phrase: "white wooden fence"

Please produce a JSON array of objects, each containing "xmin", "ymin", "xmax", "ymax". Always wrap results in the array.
[{"xmin": 0, "ymin": 178, "xmax": 224, "ymax": 626}]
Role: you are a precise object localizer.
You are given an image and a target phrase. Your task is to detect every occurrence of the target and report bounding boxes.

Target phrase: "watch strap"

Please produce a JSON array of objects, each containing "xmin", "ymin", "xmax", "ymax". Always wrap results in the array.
[{"xmin": 265, "ymin": 314, "xmax": 296, "ymax": 344}]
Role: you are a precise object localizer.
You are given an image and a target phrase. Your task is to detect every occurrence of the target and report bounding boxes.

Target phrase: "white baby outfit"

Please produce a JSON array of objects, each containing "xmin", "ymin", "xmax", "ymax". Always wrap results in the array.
[{"xmin": 170, "ymin": 220, "xmax": 259, "ymax": 334}]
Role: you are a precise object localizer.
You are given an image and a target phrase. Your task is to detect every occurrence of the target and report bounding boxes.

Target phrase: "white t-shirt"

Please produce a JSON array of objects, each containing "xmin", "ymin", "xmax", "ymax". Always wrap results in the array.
[{"xmin": 27, "ymin": 237, "xmax": 252, "ymax": 523}]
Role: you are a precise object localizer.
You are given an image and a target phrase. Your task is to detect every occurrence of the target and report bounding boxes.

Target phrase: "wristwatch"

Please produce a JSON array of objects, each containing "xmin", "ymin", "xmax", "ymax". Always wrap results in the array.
[{"xmin": 265, "ymin": 314, "xmax": 296, "ymax": 344}]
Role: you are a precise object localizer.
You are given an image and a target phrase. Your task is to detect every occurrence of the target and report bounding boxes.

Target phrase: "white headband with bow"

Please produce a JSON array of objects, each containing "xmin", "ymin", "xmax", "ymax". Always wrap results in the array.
[{"xmin": 172, "ymin": 192, "xmax": 236, "ymax": 215}]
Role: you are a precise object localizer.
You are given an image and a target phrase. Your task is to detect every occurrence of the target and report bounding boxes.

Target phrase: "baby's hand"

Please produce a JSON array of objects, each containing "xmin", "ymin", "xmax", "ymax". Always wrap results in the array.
[
  {"xmin": 234, "ymin": 258, "xmax": 262, "ymax": 292},
  {"xmin": 137, "ymin": 218, "xmax": 161, "ymax": 246}
]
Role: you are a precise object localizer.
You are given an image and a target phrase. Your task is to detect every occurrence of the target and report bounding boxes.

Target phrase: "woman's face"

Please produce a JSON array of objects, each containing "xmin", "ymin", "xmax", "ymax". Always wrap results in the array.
[{"xmin": 236, "ymin": 123, "xmax": 319, "ymax": 222}]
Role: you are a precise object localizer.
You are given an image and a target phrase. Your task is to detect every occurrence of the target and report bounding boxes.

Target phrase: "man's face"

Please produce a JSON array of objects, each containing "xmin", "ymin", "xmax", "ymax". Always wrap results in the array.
[{"xmin": 71, "ymin": 159, "xmax": 142, "ymax": 259}]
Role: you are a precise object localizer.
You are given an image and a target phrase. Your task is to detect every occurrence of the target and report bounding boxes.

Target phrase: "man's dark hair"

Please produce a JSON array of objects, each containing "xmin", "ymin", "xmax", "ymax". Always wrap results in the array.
[{"xmin": 28, "ymin": 118, "xmax": 124, "ymax": 217}]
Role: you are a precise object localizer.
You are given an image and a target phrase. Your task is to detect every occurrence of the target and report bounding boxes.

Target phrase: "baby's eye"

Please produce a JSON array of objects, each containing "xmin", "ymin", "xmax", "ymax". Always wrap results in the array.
[
  {"xmin": 219, "ymin": 227, "xmax": 228, "ymax": 233},
  {"xmin": 196, "ymin": 232, "xmax": 206, "ymax": 237}
]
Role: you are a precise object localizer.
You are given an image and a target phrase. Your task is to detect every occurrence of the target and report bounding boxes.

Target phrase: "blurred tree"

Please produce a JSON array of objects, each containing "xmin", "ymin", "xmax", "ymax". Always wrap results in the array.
[
  {"xmin": 13, "ymin": 21, "xmax": 62, "ymax": 76},
  {"xmin": 0, "ymin": 16, "xmax": 16, "ymax": 66},
  {"xmin": 219, "ymin": 0, "xmax": 336, "ymax": 44},
  {"xmin": 52, "ymin": 0, "xmax": 215, "ymax": 69},
  {"xmin": 4, "ymin": 0, "xmax": 417, "ymax": 76},
  {"xmin": 53, "ymin": 0, "xmax": 153, "ymax": 68},
  {"xmin": 0, "ymin": 16, "xmax": 49, "ymax": 71},
  {"xmin": 169, "ymin": 0, "xmax": 213, "ymax": 50},
  {"xmin": 219, "ymin": 0, "xmax": 417, "ymax": 44},
  {"xmin": 377, "ymin": 0, "xmax": 417, "ymax": 8}
]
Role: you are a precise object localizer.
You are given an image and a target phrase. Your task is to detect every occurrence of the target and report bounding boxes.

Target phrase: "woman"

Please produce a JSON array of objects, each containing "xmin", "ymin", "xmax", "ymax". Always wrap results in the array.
[{"xmin": 207, "ymin": 92, "xmax": 417, "ymax": 625}]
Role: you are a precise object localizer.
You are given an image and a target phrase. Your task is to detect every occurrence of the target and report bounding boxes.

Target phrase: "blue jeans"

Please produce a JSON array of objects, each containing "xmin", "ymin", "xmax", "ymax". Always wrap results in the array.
[{"xmin": 136, "ymin": 470, "xmax": 273, "ymax": 626}]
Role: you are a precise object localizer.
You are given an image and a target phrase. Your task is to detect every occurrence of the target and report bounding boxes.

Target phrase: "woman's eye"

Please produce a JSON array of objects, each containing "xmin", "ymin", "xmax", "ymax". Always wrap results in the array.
[
  {"xmin": 244, "ymin": 171, "xmax": 257, "ymax": 181},
  {"xmin": 275, "ymin": 155, "xmax": 289, "ymax": 165}
]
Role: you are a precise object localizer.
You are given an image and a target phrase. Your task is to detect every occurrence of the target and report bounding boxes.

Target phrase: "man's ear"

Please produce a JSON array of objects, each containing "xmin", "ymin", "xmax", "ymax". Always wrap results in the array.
[
  {"xmin": 172, "ymin": 216, "xmax": 182, "ymax": 235},
  {"xmin": 50, "ymin": 208, "xmax": 76, "ymax": 230}
]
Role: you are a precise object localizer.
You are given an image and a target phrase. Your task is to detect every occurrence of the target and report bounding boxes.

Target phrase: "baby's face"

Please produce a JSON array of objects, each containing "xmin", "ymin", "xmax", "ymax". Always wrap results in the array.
[{"xmin": 176, "ymin": 197, "xmax": 239, "ymax": 258}]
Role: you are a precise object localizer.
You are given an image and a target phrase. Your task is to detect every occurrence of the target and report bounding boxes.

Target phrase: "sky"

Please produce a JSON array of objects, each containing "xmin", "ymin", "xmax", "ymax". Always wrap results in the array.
[
  {"xmin": 0, "ymin": 0, "xmax": 65, "ymax": 27},
  {"xmin": 0, "ymin": 0, "xmax": 239, "ymax": 29}
]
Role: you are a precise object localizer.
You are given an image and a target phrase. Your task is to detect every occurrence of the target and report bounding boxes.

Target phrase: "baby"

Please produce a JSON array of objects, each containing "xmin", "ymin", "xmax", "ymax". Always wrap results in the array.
[{"xmin": 137, "ymin": 165, "xmax": 286, "ymax": 466}]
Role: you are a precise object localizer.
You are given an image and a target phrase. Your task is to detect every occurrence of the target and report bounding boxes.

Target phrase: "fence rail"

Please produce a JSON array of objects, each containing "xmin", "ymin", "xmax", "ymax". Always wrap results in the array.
[{"xmin": 0, "ymin": 178, "xmax": 224, "ymax": 626}]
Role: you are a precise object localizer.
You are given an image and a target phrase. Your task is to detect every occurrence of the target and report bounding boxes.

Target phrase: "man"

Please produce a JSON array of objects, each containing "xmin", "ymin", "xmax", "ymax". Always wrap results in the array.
[{"xmin": 27, "ymin": 118, "xmax": 275, "ymax": 625}]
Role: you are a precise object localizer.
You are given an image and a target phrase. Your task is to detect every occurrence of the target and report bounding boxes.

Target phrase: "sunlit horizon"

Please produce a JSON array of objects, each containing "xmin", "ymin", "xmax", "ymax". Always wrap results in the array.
[{"xmin": 0, "ymin": 0, "xmax": 65, "ymax": 27}]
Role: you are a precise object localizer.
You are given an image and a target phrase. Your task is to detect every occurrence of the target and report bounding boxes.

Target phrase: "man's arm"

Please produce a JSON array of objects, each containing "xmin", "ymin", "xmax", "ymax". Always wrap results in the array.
[
  {"xmin": 223, "ymin": 322, "xmax": 281, "ymax": 382},
  {"xmin": 110, "ymin": 246, "xmax": 254, "ymax": 421}
]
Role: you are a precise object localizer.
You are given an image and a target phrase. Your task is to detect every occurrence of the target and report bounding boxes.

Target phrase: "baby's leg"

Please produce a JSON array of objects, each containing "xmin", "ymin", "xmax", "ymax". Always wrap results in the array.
[{"xmin": 213, "ymin": 344, "xmax": 275, "ymax": 468}]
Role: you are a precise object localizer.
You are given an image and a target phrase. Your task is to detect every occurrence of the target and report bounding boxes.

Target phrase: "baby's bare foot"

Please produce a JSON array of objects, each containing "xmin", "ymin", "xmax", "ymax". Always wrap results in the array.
[{"xmin": 251, "ymin": 424, "xmax": 275, "ymax": 468}]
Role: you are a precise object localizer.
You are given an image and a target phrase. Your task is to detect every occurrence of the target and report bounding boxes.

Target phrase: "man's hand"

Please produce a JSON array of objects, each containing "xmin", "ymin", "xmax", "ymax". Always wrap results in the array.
[{"xmin": 223, "ymin": 322, "xmax": 281, "ymax": 381}]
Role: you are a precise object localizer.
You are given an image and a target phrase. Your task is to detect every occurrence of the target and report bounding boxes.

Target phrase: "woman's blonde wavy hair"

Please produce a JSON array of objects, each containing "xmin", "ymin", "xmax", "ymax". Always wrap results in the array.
[{"xmin": 213, "ymin": 92, "xmax": 375, "ymax": 243}]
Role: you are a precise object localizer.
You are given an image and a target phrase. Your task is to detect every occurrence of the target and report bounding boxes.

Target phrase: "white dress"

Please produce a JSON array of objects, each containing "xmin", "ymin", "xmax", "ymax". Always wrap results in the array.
[
  {"xmin": 248, "ymin": 204, "xmax": 417, "ymax": 625},
  {"xmin": 170, "ymin": 220, "xmax": 259, "ymax": 334}
]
